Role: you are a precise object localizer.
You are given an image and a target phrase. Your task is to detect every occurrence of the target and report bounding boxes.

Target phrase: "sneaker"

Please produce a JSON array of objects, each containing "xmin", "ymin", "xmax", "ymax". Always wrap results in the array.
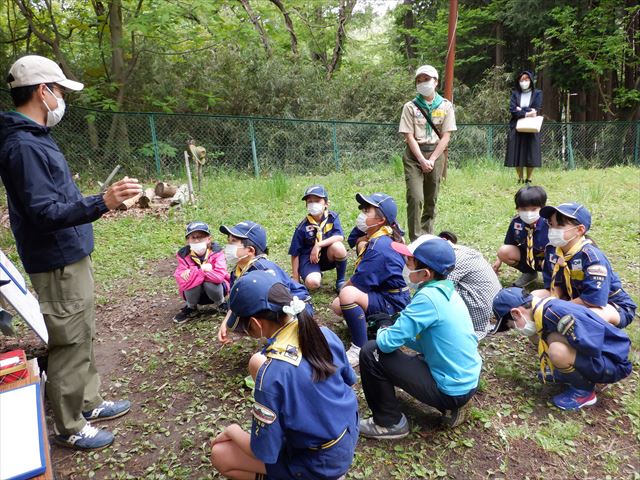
[
  {"xmin": 83, "ymin": 400, "xmax": 131, "ymax": 423},
  {"xmin": 552, "ymin": 386, "xmax": 597, "ymax": 410},
  {"xmin": 346, "ymin": 343, "xmax": 361, "ymax": 368},
  {"xmin": 359, "ymin": 414, "xmax": 409, "ymax": 440},
  {"xmin": 54, "ymin": 423, "xmax": 114, "ymax": 450},
  {"xmin": 173, "ymin": 305, "xmax": 198, "ymax": 324},
  {"xmin": 513, "ymin": 271, "xmax": 538, "ymax": 288},
  {"xmin": 335, "ymin": 279, "xmax": 346, "ymax": 293},
  {"xmin": 441, "ymin": 403, "xmax": 470, "ymax": 428}
]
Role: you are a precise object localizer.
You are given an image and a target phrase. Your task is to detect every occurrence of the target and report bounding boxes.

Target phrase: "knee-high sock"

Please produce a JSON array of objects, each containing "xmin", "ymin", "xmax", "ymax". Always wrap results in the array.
[
  {"xmin": 341, "ymin": 302, "xmax": 367, "ymax": 347},
  {"xmin": 335, "ymin": 257, "xmax": 347, "ymax": 283}
]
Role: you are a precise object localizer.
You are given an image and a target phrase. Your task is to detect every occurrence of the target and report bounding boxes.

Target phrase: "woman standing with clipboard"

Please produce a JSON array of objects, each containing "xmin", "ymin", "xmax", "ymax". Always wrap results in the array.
[{"xmin": 505, "ymin": 70, "xmax": 543, "ymax": 184}]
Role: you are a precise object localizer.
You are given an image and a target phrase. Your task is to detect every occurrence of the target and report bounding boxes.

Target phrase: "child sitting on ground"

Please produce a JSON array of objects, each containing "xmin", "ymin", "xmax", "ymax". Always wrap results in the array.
[
  {"xmin": 492, "ymin": 287, "xmax": 632, "ymax": 410},
  {"xmin": 494, "ymin": 185, "xmax": 549, "ymax": 287},
  {"xmin": 173, "ymin": 221, "xmax": 230, "ymax": 325},
  {"xmin": 289, "ymin": 185, "xmax": 348, "ymax": 292}
]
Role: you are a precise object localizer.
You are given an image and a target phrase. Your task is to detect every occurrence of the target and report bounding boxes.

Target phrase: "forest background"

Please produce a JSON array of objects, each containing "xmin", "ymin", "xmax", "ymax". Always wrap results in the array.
[{"xmin": 0, "ymin": 0, "xmax": 638, "ymax": 125}]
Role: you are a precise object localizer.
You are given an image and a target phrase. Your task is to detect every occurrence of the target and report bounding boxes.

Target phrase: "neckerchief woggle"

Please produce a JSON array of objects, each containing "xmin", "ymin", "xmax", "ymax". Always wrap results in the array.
[
  {"xmin": 306, "ymin": 208, "xmax": 333, "ymax": 243},
  {"xmin": 354, "ymin": 225, "xmax": 393, "ymax": 269},
  {"xmin": 413, "ymin": 92, "xmax": 443, "ymax": 137},
  {"xmin": 550, "ymin": 238, "xmax": 592, "ymax": 298}
]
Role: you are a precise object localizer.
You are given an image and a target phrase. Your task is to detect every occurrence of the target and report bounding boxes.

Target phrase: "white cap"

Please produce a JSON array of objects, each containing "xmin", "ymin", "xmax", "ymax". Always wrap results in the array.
[
  {"xmin": 415, "ymin": 65, "xmax": 438, "ymax": 80},
  {"xmin": 407, "ymin": 234, "xmax": 437, "ymax": 253},
  {"xmin": 7, "ymin": 55, "xmax": 83, "ymax": 91}
]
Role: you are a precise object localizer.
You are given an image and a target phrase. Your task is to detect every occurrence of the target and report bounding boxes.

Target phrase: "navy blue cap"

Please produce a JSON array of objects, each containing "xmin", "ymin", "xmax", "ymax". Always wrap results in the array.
[
  {"xmin": 185, "ymin": 221, "xmax": 210, "ymax": 238},
  {"xmin": 540, "ymin": 202, "xmax": 591, "ymax": 232},
  {"xmin": 356, "ymin": 192, "xmax": 398, "ymax": 225},
  {"xmin": 226, "ymin": 270, "xmax": 283, "ymax": 331},
  {"xmin": 391, "ymin": 237, "xmax": 455, "ymax": 275},
  {"xmin": 219, "ymin": 221, "xmax": 268, "ymax": 252},
  {"xmin": 302, "ymin": 185, "xmax": 328, "ymax": 200},
  {"xmin": 491, "ymin": 287, "xmax": 533, "ymax": 332}
]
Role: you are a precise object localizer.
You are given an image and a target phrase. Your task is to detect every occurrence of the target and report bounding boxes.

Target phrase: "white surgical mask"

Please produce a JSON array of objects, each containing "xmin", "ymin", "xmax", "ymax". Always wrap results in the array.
[
  {"xmin": 224, "ymin": 244, "xmax": 248, "ymax": 267},
  {"xmin": 417, "ymin": 80, "xmax": 436, "ymax": 97},
  {"xmin": 519, "ymin": 81, "xmax": 531, "ymax": 91},
  {"xmin": 356, "ymin": 212, "xmax": 370, "ymax": 233},
  {"xmin": 518, "ymin": 210, "xmax": 540, "ymax": 225},
  {"xmin": 548, "ymin": 226, "xmax": 578, "ymax": 248},
  {"xmin": 515, "ymin": 318, "xmax": 537, "ymax": 337},
  {"xmin": 190, "ymin": 241, "xmax": 207, "ymax": 256},
  {"xmin": 402, "ymin": 265, "xmax": 426, "ymax": 290},
  {"xmin": 43, "ymin": 86, "xmax": 66, "ymax": 127},
  {"xmin": 307, "ymin": 202, "xmax": 324, "ymax": 217}
]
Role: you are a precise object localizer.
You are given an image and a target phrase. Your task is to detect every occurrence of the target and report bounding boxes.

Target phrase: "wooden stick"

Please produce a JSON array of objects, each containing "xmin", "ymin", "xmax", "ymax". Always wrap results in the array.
[
  {"xmin": 99, "ymin": 164, "xmax": 121, "ymax": 193},
  {"xmin": 184, "ymin": 151, "xmax": 194, "ymax": 202},
  {"xmin": 116, "ymin": 192, "xmax": 142, "ymax": 210}
]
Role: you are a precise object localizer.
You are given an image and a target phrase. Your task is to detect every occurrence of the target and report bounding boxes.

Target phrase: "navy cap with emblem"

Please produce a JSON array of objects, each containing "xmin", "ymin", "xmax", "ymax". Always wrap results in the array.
[
  {"xmin": 491, "ymin": 287, "xmax": 533, "ymax": 333},
  {"xmin": 391, "ymin": 237, "xmax": 455, "ymax": 275},
  {"xmin": 226, "ymin": 270, "xmax": 284, "ymax": 331},
  {"xmin": 185, "ymin": 221, "xmax": 210, "ymax": 237},
  {"xmin": 356, "ymin": 192, "xmax": 398, "ymax": 225},
  {"xmin": 219, "ymin": 220, "xmax": 268, "ymax": 252},
  {"xmin": 540, "ymin": 202, "xmax": 591, "ymax": 232},
  {"xmin": 302, "ymin": 185, "xmax": 328, "ymax": 201}
]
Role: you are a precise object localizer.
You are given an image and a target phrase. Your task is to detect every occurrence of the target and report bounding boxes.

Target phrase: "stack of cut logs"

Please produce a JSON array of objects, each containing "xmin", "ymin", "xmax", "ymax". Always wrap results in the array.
[{"xmin": 117, "ymin": 182, "xmax": 190, "ymax": 210}]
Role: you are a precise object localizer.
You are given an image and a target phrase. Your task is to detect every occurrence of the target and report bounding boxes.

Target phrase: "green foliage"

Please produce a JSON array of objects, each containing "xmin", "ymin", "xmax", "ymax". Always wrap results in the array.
[{"xmin": 137, "ymin": 142, "xmax": 178, "ymax": 160}]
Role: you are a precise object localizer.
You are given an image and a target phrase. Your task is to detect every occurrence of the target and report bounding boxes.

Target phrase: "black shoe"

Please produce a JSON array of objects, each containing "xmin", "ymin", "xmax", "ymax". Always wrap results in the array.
[
  {"xmin": 525, "ymin": 179, "xmax": 532, "ymax": 184},
  {"xmin": 173, "ymin": 305, "xmax": 198, "ymax": 324}
]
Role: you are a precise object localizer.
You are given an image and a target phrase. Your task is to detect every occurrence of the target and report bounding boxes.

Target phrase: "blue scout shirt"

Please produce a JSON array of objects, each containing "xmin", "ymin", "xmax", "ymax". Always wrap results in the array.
[
  {"xmin": 504, "ymin": 216, "xmax": 549, "ymax": 268},
  {"xmin": 376, "ymin": 280, "xmax": 481, "ymax": 396},
  {"xmin": 534, "ymin": 298, "xmax": 632, "ymax": 383},
  {"xmin": 251, "ymin": 325, "xmax": 358, "ymax": 465},
  {"xmin": 347, "ymin": 226, "xmax": 364, "ymax": 249},
  {"xmin": 351, "ymin": 234, "xmax": 408, "ymax": 299},
  {"xmin": 288, "ymin": 210, "xmax": 343, "ymax": 257},
  {"xmin": 230, "ymin": 256, "xmax": 311, "ymax": 303},
  {"xmin": 542, "ymin": 243, "xmax": 636, "ymax": 310}
]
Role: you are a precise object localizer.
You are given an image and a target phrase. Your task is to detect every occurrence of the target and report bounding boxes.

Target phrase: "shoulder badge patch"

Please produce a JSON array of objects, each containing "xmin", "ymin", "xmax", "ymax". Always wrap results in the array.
[
  {"xmin": 586, "ymin": 264, "xmax": 608, "ymax": 277},
  {"xmin": 253, "ymin": 402, "xmax": 277, "ymax": 425}
]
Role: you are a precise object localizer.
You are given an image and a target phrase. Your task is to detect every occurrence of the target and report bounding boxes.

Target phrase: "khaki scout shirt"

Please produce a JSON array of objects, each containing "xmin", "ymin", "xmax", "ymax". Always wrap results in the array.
[{"xmin": 398, "ymin": 98, "xmax": 457, "ymax": 145}]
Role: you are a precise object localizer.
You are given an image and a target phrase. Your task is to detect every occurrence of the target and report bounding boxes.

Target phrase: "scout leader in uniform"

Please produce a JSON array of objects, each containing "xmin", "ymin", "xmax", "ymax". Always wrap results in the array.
[
  {"xmin": 399, "ymin": 64, "xmax": 457, "ymax": 241},
  {"xmin": 211, "ymin": 270, "xmax": 358, "ymax": 480}
]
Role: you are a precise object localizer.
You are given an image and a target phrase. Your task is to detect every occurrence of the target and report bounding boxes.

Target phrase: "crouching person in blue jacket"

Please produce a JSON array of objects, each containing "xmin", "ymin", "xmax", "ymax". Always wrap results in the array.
[
  {"xmin": 492, "ymin": 287, "xmax": 632, "ymax": 410},
  {"xmin": 359, "ymin": 237, "xmax": 482, "ymax": 439}
]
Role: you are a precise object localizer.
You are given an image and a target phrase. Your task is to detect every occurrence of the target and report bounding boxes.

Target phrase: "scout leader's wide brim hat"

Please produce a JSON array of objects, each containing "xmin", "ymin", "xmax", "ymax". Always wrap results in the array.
[
  {"xmin": 356, "ymin": 192, "xmax": 398, "ymax": 225},
  {"xmin": 185, "ymin": 221, "xmax": 210, "ymax": 237},
  {"xmin": 540, "ymin": 202, "xmax": 591, "ymax": 232},
  {"xmin": 219, "ymin": 221, "xmax": 267, "ymax": 252},
  {"xmin": 302, "ymin": 185, "xmax": 328, "ymax": 201},
  {"xmin": 491, "ymin": 287, "xmax": 533, "ymax": 333},
  {"xmin": 226, "ymin": 270, "xmax": 283, "ymax": 331},
  {"xmin": 7, "ymin": 55, "xmax": 84, "ymax": 91},
  {"xmin": 391, "ymin": 237, "xmax": 455, "ymax": 276}
]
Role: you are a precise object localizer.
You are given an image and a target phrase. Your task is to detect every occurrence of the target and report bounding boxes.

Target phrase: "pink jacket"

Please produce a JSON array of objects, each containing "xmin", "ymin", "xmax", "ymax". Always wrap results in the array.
[{"xmin": 174, "ymin": 243, "xmax": 230, "ymax": 299}]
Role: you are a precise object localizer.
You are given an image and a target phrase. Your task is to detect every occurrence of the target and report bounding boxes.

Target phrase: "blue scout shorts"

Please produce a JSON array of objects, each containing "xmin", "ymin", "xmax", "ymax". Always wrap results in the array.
[
  {"xmin": 574, "ymin": 352, "xmax": 632, "ymax": 384},
  {"xmin": 299, "ymin": 249, "xmax": 335, "ymax": 281},
  {"xmin": 366, "ymin": 289, "xmax": 410, "ymax": 316}
]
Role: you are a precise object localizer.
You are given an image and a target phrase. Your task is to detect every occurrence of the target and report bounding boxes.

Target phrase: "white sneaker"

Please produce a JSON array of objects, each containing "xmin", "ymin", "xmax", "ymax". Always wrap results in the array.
[{"xmin": 346, "ymin": 343, "xmax": 361, "ymax": 368}]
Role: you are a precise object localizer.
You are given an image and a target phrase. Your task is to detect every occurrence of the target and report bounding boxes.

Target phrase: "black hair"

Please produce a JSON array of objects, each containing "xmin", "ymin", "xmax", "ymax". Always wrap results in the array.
[
  {"xmin": 438, "ymin": 231, "xmax": 457, "ymax": 244},
  {"xmin": 372, "ymin": 207, "xmax": 404, "ymax": 242},
  {"xmin": 236, "ymin": 284, "xmax": 336, "ymax": 382},
  {"xmin": 9, "ymin": 82, "xmax": 55, "ymax": 107},
  {"xmin": 413, "ymin": 258, "xmax": 447, "ymax": 281},
  {"xmin": 514, "ymin": 186, "xmax": 547, "ymax": 209},
  {"xmin": 240, "ymin": 238, "xmax": 269, "ymax": 256}
]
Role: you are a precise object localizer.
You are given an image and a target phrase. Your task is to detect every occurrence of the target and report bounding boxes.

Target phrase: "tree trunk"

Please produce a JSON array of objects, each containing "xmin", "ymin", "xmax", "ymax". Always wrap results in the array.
[
  {"xmin": 402, "ymin": 0, "xmax": 416, "ymax": 62},
  {"xmin": 268, "ymin": 0, "xmax": 297, "ymax": 56},
  {"xmin": 495, "ymin": 22, "xmax": 503, "ymax": 66},
  {"xmin": 326, "ymin": 0, "xmax": 357, "ymax": 80},
  {"xmin": 540, "ymin": 69, "xmax": 559, "ymax": 121},
  {"xmin": 238, "ymin": 0, "xmax": 272, "ymax": 57}
]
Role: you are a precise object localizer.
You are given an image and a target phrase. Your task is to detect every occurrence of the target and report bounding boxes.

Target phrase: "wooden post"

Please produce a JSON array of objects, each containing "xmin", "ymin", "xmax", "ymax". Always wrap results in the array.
[
  {"xmin": 442, "ymin": 0, "xmax": 458, "ymax": 180},
  {"xmin": 184, "ymin": 151, "xmax": 194, "ymax": 202}
]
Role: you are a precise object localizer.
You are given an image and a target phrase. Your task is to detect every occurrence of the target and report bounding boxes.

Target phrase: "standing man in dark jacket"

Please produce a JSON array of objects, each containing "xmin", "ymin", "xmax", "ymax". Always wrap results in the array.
[{"xmin": 0, "ymin": 55, "xmax": 142, "ymax": 450}]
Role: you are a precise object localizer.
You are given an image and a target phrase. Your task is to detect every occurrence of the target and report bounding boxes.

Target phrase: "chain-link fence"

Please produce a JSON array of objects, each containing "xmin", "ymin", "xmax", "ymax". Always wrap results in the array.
[{"xmin": 1, "ymin": 91, "xmax": 638, "ymax": 178}]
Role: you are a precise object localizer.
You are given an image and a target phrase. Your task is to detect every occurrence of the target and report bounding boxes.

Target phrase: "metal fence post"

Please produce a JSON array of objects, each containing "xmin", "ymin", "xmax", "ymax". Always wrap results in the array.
[
  {"xmin": 148, "ymin": 113, "xmax": 161, "ymax": 176},
  {"xmin": 332, "ymin": 122, "xmax": 340, "ymax": 169},
  {"xmin": 567, "ymin": 122, "xmax": 575, "ymax": 169},
  {"xmin": 487, "ymin": 125, "xmax": 493, "ymax": 159},
  {"xmin": 634, "ymin": 121, "xmax": 640, "ymax": 166},
  {"xmin": 248, "ymin": 119, "xmax": 260, "ymax": 177}
]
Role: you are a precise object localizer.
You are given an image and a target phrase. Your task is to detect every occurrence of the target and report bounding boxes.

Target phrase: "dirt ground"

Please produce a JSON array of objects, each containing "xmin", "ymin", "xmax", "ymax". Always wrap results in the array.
[{"xmin": 1, "ymin": 257, "xmax": 638, "ymax": 480}]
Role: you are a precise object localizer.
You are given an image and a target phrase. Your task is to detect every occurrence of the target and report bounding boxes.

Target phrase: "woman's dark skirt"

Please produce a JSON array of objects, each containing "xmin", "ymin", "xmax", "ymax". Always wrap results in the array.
[{"xmin": 505, "ymin": 127, "xmax": 542, "ymax": 168}]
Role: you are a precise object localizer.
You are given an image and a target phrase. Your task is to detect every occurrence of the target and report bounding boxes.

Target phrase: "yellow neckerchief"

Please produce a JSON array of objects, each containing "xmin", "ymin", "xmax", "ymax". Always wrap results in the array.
[
  {"xmin": 189, "ymin": 247, "xmax": 211, "ymax": 266},
  {"xmin": 354, "ymin": 225, "xmax": 393, "ymax": 269},
  {"xmin": 234, "ymin": 255, "xmax": 263, "ymax": 279},
  {"xmin": 550, "ymin": 238, "xmax": 591, "ymax": 298},
  {"xmin": 525, "ymin": 225, "xmax": 535, "ymax": 269},
  {"xmin": 306, "ymin": 209, "xmax": 333, "ymax": 243},
  {"xmin": 263, "ymin": 319, "xmax": 302, "ymax": 367},
  {"xmin": 532, "ymin": 296, "xmax": 554, "ymax": 382}
]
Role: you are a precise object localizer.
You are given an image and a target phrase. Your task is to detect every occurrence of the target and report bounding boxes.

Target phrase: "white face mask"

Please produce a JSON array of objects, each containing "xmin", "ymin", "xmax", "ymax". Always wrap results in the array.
[
  {"xmin": 190, "ymin": 241, "xmax": 207, "ymax": 256},
  {"xmin": 307, "ymin": 202, "xmax": 324, "ymax": 217},
  {"xmin": 518, "ymin": 210, "xmax": 540, "ymax": 225},
  {"xmin": 548, "ymin": 226, "xmax": 578, "ymax": 248},
  {"xmin": 224, "ymin": 244, "xmax": 248, "ymax": 267},
  {"xmin": 356, "ymin": 212, "xmax": 370, "ymax": 233},
  {"xmin": 43, "ymin": 86, "xmax": 66, "ymax": 127},
  {"xmin": 519, "ymin": 81, "xmax": 531, "ymax": 91},
  {"xmin": 402, "ymin": 265, "xmax": 426, "ymax": 290},
  {"xmin": 416, "ymin": 80, "xmax": 436, "ymax": 97},
  {"xmin": 515, "ymin": 317, "xmax": 537, "ymax": 337}
]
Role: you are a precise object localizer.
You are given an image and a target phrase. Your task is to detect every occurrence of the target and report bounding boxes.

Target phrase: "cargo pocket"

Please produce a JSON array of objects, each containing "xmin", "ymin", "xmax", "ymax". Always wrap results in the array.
[{"xmin": 40, "ymin": 300, "xmax": 90, "ymax": 346}]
